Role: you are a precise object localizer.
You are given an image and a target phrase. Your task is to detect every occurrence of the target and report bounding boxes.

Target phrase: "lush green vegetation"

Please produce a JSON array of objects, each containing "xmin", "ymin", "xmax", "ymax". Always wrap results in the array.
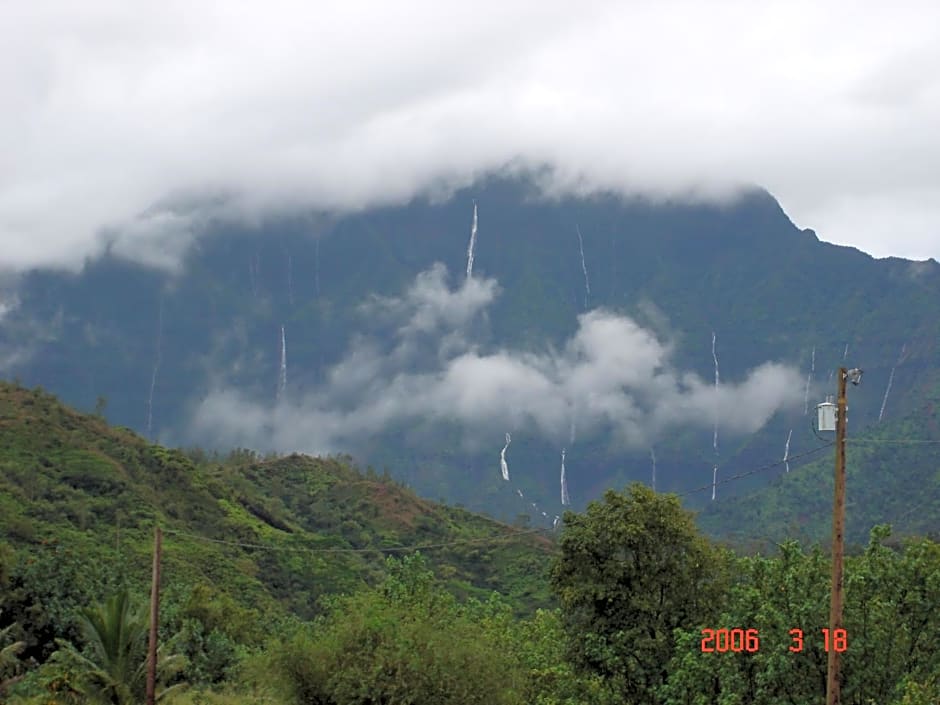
[
  {"xmin": 0, "ymin": 381, "xmax": 555, "ymax": 699},
  {"xmin": 6, "ymin": 176, "xmax": 940, "ymax": 530},
  {"xmin": 698, "ymin": 373, "xmax": 940, "ymax": 548},
  {"xmin": 1, "ymin": 383, "xmax": 938, "ymax": 703}
]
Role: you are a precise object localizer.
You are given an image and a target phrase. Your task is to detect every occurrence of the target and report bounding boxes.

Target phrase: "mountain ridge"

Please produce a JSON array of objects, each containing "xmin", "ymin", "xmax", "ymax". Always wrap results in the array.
[{"xmin": 1, "ymin": 173, "xmax": 938, "ymax": 541}]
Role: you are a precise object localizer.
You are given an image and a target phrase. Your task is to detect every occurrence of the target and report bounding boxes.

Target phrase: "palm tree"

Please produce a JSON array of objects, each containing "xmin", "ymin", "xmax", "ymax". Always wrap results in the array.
[{"xmin": 53, "ymin": 590, "xmax": 185, "ymax": 704}]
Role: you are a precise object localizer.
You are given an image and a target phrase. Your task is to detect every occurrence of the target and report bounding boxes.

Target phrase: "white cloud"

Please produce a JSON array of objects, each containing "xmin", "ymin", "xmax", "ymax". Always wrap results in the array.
[
  {"xmin": 2, "ymin": 0, "xmax": 939, "ymax": 272},
  {"xmin": 0, "ymin": 288, "xmax": 18, "ymax": 324},
  {"xmin": 360, "ymin": 263, "xmax": 499, "ymax": 350},
  {"xmin": 189, "ymin": 265, "xmax": 804, "ymax": 453},
  {"xmin": 0, "ymin": 301, "xmax": 63, "ymax": 375}
]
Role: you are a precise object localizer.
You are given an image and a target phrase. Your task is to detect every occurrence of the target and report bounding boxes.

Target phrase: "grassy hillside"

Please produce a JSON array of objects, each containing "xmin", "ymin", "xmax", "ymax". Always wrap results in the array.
[
  {"xmin": 0, "ymin": 380, "xmax": 556, "ymax": 644},
  {"xmin": 2, "ymin": 380, "xmax": 938, "ymax": 705}
]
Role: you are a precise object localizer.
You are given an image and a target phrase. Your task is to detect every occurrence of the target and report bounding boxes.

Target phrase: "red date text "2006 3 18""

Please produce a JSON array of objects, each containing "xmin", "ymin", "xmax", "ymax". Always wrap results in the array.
[{"xmin": 700, "ymin": 628, "xmax": 848, "ymax": 653}]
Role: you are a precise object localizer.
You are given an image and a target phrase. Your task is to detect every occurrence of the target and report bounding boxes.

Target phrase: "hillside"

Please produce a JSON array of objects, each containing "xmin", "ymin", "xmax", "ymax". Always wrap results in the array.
[
  {"xmin": 698, "ymin": 370, "xmax": 940, "ymax": 547},
  {"xmin": 2, "ymin": 174, "xmax": 940, "ymax": 533},
  {"xmin": 1, "ymin": 381, "xmax": 939, "ymax": 705},
  {"xmin": 0, "ymin": 380, "xmax": 556, "ymax": 667}
]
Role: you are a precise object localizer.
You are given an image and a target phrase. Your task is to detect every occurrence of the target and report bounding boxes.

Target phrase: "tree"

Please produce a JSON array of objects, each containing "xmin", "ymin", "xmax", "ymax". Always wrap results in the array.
[
  {"xmin": 265, "ymin": 553, "xmax": 525, "ymax": 705},
  {"xmin": 162, "ymin": 582, "xmax": 260, "ymax": 686},
  {"xmin": 659, "ymin": 527, "xmax": 940, "ymax": 705},
  {"xmin": 0, "ymin": 545, "xmax": 26, "ymax": 697},
  {"xmin": 659, "ymin": 540, "xmax": 830, "ymax": 705},
  {"xmin": 0, "ymin": 619, "xmax": 27, "ymax": 697},
  {"xmin": 48, "ymin": 590, "xmax": 184, "ymax": 704},
  {"xmin": 893, "ymin": 673, "xmax": 940, "ymax": 705},
  {"xmin": 551, "ymin": 483, "xmax": 728, "ymax": 704},
  {"xmin": 477, "ymin": 604, "xmax": 619, "ymax": 705},
  {"xmin": 842, "ymin": 526, "xmax": 940, "ymax": 704},
  {"xmin": 1, "ymin": 543, "xmax": 107, "ymax": 664}
]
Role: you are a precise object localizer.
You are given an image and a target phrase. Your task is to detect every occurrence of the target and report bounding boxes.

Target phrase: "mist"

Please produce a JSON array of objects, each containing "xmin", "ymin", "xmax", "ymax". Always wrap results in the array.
[
  {"xmin": 3, "ymin": 0, "xmax": 940, "ymax": 276},
  {"xmin": 189, "ymin": 264, "xmax": 804, "ymax": 453}
]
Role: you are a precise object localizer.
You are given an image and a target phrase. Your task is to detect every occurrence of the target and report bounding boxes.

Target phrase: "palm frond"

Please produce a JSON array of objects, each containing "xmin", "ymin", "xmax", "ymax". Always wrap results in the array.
[{"xmin": 51, "ymin": 592, "xmax": 188, "ymax": 705}]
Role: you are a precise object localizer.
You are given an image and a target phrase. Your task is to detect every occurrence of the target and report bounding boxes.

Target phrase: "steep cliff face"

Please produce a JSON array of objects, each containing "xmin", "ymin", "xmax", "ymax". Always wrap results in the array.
[{"xmin": 2, "ymin": 174, "xmax": 938, "ymax": 537}]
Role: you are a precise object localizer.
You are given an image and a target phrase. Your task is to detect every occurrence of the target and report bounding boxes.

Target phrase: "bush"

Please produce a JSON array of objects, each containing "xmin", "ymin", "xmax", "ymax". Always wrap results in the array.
[{"xmin": 261, "ymin": 554, "xmax": 525, "ymax": 705}]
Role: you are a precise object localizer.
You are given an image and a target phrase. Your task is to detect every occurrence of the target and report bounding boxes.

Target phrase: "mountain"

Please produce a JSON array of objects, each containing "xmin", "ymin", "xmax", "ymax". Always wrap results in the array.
[
  {"xmin": 0, "ymin": 379, "xmax": 555, "ymax": 640},
  {"xmin": 1, "ymin": 172, "xmax": 939, "ymax": 541},
  {"xmin": 3, "ymin": 374, "xmax": 937, "ymax": 705},
  {"xmin": 698, "ymin": 380, "xmax": 940, "ymax": 547}
]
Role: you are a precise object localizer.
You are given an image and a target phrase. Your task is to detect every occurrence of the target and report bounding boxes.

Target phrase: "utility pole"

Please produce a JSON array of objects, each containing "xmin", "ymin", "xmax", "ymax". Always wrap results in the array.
[
  {"xmin": 826, "ymin": 368, "xmax": 848, "ymax": 705},
  {"xmin": 146, "ymin": 525, "xmax": 162, "ymax": 705}
]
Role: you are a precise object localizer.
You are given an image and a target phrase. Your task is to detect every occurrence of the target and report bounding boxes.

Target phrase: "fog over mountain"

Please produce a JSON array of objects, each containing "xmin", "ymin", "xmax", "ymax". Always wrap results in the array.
[
  {"xmin": 191, "ymin": 263, "xmax": 804, "ymax": 454},
  {"xmin": 1, "ymin": 2, "xmax": 939, "ymax": 543},
  {"xmin": 1, "ymin": 171, "xmax": 938, "ymax": 540},
  {"xmin": 3, "ymin": 7, "xmax": 940, "ymax": 704},
  {"xmin": 2, "ymin": 0, "xmax": 940, "ymax": 277}
]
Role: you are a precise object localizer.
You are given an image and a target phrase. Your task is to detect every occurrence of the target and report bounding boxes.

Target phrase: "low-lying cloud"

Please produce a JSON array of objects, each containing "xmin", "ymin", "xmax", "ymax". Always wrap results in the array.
[
  {"xmin": 189, "ymin": 265, "xmax": 804, "ymax": 453},
  {"xmin": 2, "ymin": 1, "xmax": 940, "ymax": 275}
]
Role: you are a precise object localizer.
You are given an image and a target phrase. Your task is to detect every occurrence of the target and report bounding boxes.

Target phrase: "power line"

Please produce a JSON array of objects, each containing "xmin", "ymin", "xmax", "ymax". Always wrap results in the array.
[
  {"xmin": 90, "ymin": 435, "xmax": 940, "ymax": 563},
  {"xmin": 674, "ymin": 433, "xmax": 940, "ymax": 502},
  {"xmin": 848, "ymin": 438, "xmax": 940, "ymax": 445},
  {"xmin": 875, "ymin": 490, "xmax": 939, "ymax": 533},
  {"xmin": 162, "ymin": 526, "xmax": 553, "ymax": 555},
  {"xmin": 676, "ymin": 443, "xmax": 834, "ymax": 498}
]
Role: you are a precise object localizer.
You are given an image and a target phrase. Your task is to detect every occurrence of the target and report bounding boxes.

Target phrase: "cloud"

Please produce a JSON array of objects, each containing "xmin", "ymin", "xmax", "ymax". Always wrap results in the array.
[
  {"xmin": 0, "ymin": 299, "xmax": 64, "ymax": 375},
  {"xmin": 189, "ymin": 265, "xmax": 804, "ymax": 453},
  {"xmin": 0, "ymin": 276, "xmax": 28, "ymax": 372},
  {"xmin": 0, "ymin": 281, "xmax": 19, "ymax": 324},
  {"xmin": 3, "ymin": 0, "xmax": 939, "ymax": 274},
  {"xmin": 358, "ymin": 263, "xmax": 499, "ymax": 361}
]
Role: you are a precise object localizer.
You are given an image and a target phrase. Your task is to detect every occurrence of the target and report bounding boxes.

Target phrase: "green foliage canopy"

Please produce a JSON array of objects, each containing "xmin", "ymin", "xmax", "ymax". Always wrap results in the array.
[
  {"xmin": 551, "ymin": 484, "xmax": 728, "ymax": 704},
  {"xmin": 264, "ymin": 553, "xmax": 524, "ymax": 705}
]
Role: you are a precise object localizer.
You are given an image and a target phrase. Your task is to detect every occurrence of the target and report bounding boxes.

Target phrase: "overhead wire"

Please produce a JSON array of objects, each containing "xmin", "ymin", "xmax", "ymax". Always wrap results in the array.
[
  {"xmin": 155, "ymin": 441, "xmax": 834, "ymax": 559},
  {"xmin": 847, "ymin": 438, "xmax": 940, "ymax": 445},
  {"xmin": 676, "ymin": 442, "xmax": 834, "ymax": 498},
  {"xmin": 880, "ymin": 495, "xmax": 939, "ymax": 530},
  {"xmin": 152, "ymin": 427, "xmax": 938, "ymax": 556},
  {"xmin": 62, "ymin": 316, "xmax": 940, "ymax": 552},
  {"xmin": 170, "ymin": 441, "xmax": 839, "ymax": 554},
  {"xmin": 162, "ymin": 525, "xmax": 552, "ymax": 555}
]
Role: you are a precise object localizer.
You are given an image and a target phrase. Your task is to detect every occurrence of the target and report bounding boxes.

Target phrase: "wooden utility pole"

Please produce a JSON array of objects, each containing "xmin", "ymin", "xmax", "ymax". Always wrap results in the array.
[
  {"xmin": 826, "ymin": 368, "xmax": 848, "ymax": 705},
  {"xmin": 146, "ymin": 525, "xmax": 162, "ymax": 705}
]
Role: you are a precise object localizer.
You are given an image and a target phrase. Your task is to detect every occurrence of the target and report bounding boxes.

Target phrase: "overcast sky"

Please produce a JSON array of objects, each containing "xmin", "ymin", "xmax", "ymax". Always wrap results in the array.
[{"xmin": 3, "ymin": 0, "xmax": 939, "ymax": 272}]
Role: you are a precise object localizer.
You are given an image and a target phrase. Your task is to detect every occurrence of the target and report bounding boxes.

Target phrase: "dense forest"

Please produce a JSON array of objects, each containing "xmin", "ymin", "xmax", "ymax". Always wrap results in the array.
[{"xmin": 1, "ymin": 381, "xmax": 939, "ymax": 704}]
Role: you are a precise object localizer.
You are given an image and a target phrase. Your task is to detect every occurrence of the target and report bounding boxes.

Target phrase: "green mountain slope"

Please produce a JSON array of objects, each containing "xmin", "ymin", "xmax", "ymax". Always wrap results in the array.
[
  {"xmin": 698, "ymin": 369, "xmax": 940, "ymax": 547},
  {"xmin": 3, "ymin": 174, "xmax": 940, "ymax": 531},
  {"xmin": 1, "ymin": 381, "xmax": 938, "ymax": 705},
  {"xmin": 0, "ymin": 380, "xmax": 555, "ymax": 665}
]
